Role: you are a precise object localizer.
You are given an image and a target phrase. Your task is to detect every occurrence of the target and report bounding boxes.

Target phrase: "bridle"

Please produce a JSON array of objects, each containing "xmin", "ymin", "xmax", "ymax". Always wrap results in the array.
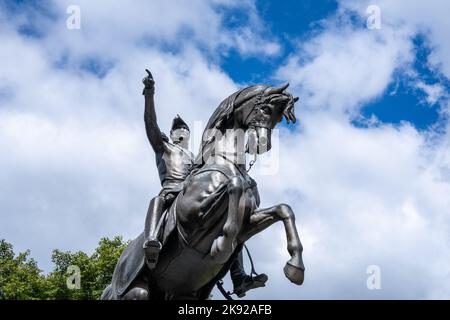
[{"xmin": 242, "ymin": 93, "xmax": 272, "ymax": 130}]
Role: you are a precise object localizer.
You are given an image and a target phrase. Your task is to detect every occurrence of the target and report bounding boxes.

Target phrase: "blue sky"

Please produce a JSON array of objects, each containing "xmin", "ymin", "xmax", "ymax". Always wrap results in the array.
[
  {"xmin": 1, "ymin": 0, "xmax": 450, "ymax": 299},
  {"xmin": 222, "ymin": 0, "xmax": 350, "ymax": 98},
  {"xmin": 221, "ymin": 0, "xmax": 449, "ymax": 131},
  {"xmin": 220, "ymin": 0, "xmax": 339, "ymax": 83},
  {"xmin": 359, "ymin": 35, "xmax": 448, "ymax": 130}
]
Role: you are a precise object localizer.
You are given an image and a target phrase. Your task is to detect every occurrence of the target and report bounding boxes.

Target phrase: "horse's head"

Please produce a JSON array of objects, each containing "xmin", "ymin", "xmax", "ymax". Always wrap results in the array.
[
  {"xmin": 197, "ymin": 83, "xmax": 299, "ymax": 165},
  {"xmin": 234, "ymin": 83, "xmax": 299, "ymax": 155}
]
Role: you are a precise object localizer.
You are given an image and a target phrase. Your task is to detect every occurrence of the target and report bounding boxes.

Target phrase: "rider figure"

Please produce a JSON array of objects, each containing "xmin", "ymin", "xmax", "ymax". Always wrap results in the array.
[
  {"xmin": 142, "ymin": 70, "xmax": 193, "ymax": 269},
  {"xmin": 141, "ymin": 70, "xmax": 267, "ymax": 297}
]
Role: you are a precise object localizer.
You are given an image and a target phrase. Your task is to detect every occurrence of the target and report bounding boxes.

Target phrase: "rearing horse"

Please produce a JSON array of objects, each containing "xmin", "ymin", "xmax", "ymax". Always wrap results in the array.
[{"xmin": 101, "ymin": 84, "xmax": 305, "ymax": 300}]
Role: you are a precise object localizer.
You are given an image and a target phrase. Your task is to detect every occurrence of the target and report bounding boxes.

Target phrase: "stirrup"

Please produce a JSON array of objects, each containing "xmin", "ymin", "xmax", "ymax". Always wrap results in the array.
[{"xmin": 232, "ymin": 273, "xmax": 268, "ymax": 298}]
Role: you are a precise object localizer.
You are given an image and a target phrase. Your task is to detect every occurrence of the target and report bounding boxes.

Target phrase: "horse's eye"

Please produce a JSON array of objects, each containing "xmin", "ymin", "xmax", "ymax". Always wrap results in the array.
[{"xmin": 261, "ymin": 106, "xmax": 272, "ymax": 115}]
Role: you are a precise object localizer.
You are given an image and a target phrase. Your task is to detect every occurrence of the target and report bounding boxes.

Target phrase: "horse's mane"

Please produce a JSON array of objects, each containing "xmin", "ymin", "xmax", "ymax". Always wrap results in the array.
[{"xmin": 194, "ymin": 85, "xmax": 270, "ymax": 166}]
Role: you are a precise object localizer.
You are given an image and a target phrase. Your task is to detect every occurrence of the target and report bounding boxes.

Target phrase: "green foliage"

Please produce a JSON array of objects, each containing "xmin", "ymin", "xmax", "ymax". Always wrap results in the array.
[
  {"xmin": 0, "ymin": 237, "xmax": 128, "ymax": 300},
  {"xmin": 0, "ymin": 240, "xmax": 47, "ymax": 299}
]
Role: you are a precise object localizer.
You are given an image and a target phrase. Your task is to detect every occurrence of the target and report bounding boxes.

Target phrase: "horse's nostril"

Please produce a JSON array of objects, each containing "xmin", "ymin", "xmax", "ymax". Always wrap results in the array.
[{"xmin": 179, "ymin": 137, "xmax": 184, "ymax": 141}]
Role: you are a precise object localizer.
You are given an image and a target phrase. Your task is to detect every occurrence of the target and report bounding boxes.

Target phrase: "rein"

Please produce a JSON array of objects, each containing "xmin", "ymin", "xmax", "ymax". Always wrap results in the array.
[
  {"xmin": 215, "ymin": 150, "xmax": 258, "ymax": 174},
  {"xmin": 247, "ymin": 153, "xmax": 257, "ymax": 173}
]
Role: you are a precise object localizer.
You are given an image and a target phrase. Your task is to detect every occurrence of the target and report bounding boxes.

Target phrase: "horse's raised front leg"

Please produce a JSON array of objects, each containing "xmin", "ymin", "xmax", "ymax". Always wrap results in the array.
[
  {"xmin": 210, "ymin": 176, "xmax": 246, "ymax": 264},
  {"xmin": 239, "ymin": 204, "xmax": 305, "ymax": 285}
]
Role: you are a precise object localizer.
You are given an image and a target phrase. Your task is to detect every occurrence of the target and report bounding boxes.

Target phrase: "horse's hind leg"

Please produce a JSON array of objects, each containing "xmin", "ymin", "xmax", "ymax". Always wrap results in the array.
[{"xmin": 210, "ymin": 176, "xmax": 245, "ymax": 264}]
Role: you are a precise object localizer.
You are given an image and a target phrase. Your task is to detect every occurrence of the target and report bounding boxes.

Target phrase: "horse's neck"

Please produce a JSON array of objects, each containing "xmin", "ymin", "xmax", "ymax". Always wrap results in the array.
[{"xmin": 211, "ymin": 127, "xmax": 247, "ymax": 172}]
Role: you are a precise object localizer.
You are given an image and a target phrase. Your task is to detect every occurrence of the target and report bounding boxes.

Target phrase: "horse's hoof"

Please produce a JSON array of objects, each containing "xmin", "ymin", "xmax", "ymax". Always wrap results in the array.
[{"xmin": 284, "ymin": 262, "xmax": 304, "ymax": 285}]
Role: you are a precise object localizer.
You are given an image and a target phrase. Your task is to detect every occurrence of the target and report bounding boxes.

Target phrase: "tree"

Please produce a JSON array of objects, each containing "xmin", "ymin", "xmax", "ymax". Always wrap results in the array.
[
  {"xmin": 45, "ymin": 236, "xmax": 129, "ymax": 299},
  {"xmin": 0, "ymin": 236, "xmax": 128, "ymax": 300},
  {"xmin": 0, "ymin": 240, "xmax": 48, "ymax": 299},
  {"xmin": 91, "ymin": 236, "xmax": 129, "ymax": 298}
]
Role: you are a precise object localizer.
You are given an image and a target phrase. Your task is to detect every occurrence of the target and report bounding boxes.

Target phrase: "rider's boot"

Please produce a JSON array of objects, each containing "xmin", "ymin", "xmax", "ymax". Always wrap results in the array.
[
  {"xmin": 143, "ymin": 196, "xmax": 166, "ymax": 269},
  {"xmin": 230, "ymin": 250, "xmax": 268, "ymax": 298}
]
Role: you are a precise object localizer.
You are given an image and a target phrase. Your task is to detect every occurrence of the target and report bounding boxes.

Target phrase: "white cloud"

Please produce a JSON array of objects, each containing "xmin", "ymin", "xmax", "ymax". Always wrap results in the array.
[
  {"xmin": 238, "ymin": 116, "xmax": 450, "ymax": 299},
  {"xmin": 416, "ymin": 81, "xmax": 446, "ymax": 105},
  {"xmin": 41, "ymin": 0, "xmax": 279, "ymax": 63},
  {"xmin": 343, "ymin": 0, "xmax": 450, "ymax": 79},
  {"xmin": 276, "ymin": 23, "xmax": 414, "ymax": 115}
]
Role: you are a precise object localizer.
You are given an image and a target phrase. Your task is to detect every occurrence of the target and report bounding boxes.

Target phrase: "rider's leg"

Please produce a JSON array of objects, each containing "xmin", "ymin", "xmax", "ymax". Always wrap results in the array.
[
  {"xmin": 144, "ymin": 195, "xmax": 166, "ymax": 240},
  {"xmin": 143, "ymin": 195, "xmax": 166, "ymax": 269},
  {"xmin": 229, "ymin": 249, "xmax": 268, "ymax": 298},
  {"xmin": 230, "ymin": 249, "xmax": 246, "ymax": 280}
]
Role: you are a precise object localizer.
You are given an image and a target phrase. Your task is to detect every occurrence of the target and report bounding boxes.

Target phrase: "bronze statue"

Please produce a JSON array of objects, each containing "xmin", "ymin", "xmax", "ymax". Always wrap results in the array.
[
  {"xmin": 101, "ymin": 70, "xmax": 304, "ymax": 300},
  {"xmin": 141, "ymin": 70, "xmax": 267, "ymax": 297}
]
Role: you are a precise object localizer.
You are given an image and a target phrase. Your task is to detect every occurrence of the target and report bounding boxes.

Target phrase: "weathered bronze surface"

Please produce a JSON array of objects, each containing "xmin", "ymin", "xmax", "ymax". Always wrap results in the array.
[{"xmin": 101, "ymin": 70, "xmax": 304, "ymax": 300}]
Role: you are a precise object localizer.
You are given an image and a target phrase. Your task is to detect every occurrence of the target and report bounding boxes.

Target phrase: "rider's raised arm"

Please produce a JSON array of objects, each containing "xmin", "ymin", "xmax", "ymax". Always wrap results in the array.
[{"xmin": 143, "ymin": 70, "xmax": 164, "ymax": 154}]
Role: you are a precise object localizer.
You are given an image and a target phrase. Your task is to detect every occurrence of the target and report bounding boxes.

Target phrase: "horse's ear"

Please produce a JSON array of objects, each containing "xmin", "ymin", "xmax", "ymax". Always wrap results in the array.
[
  {"xmin": 266, "ymin": 83, "xmax": 289, "ymax": 95},
  {"xmin": 270, "ymin": 95, "xmax": 289, "ymax": 104},
  {"xmin": 294, "ymin": 96, "xmax": 299, "ymax": 103}
]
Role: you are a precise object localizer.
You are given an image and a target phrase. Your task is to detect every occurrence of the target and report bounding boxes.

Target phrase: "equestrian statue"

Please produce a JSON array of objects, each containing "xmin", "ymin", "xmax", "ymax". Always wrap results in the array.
[{"xmin": 101, "ymin": 69, "xmax": 304, "ymax": 300}]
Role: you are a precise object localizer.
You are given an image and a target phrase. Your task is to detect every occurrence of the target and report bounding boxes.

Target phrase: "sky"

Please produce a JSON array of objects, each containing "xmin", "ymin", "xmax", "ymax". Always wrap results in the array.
[{"xmin": 1, "ymin": 0, "xmax": 450, "ymax": 299}]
